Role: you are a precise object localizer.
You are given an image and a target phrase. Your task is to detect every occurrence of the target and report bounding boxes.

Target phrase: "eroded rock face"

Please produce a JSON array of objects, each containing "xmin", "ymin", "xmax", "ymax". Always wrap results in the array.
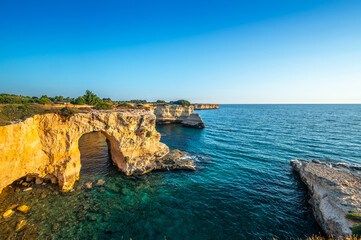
[
  {"xmin": 191, "ymin": 104, "xmax": 219, "ymax": 110},
  {"xmin": 154, "ymin": 105, "xmax": 194, "ymax": 124},
  {"xmin": 0, "ymin": 110, "xmax": 169, "ymax": 193},
  {"xmin": 291, "ymin": 159, "xmax": 361, "ymax": 238},
  {"xmin": 182, "ymin": 114, "xmax": 205, "ymax": 129}
]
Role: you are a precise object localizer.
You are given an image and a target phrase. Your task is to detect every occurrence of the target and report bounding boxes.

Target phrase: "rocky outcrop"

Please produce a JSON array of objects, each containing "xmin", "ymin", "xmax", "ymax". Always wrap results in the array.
[
  {"xmin": 182, "ymin": 114, "xmax": 205, "ymax": 129},
  {"xmin": 291, "ymin": 159, "xmax": 361, "ymax": 238},
  {"xmin": 154, "ymin": 105, "xmax": 194, "ymax": 124},
  {"xmin": 0, "ymin": 109, "xmax": 191, "ymax": 193},
  {"xmin": 192, "ymin": 104, "xmax": 219, "ymax": 110}
]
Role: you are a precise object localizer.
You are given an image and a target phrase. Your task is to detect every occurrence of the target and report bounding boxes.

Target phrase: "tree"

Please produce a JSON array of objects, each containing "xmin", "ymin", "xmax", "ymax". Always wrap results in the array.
[
  {"xmin": 75, "ymin": 96, "xmax": 86, "ymax": 105},
  {"xmin": 83, "ymin": 90, "xmax": 102, "ymax": 105}
]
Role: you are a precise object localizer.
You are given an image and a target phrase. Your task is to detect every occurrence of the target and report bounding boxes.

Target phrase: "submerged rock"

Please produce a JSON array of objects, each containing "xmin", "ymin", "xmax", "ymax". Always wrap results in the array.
[
  {"xmin": 95, "ymin": 179, "xmax": 105, "ymax": 187},
  {"xmin": 291, "ymin": 159, "xmax": 361, "ymax": 238},
  {"xmin": 2, "ymin": 209, "xmax": 14, "ymax": 218},
  {"xmin": 17, "ymin": 205, "xmax": 31, "ymax": 214},
  {"xmin": 15, "ymin": 220, "xmax": 27, "ymax": 232},
  {"xmin": 85, "ymin": 182, "xmax": 93, "ymax": 190}
]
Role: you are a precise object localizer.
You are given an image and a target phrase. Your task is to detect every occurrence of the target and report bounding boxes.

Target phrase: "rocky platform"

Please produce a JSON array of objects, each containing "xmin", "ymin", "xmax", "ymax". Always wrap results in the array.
[{"xmin": 291, "ymin": 159, "xmax": 361, "ymax": 238}]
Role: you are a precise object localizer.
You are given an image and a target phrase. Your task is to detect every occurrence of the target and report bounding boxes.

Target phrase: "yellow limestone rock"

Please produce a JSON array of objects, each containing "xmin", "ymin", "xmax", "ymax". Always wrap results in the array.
[
  {"xmin": 2, "ymin": 209, "xmax": 14, "ymax": 218},
  {"xmin": 154, "ymin": 105, "xmax": 194, "ymax": 124},
  {"xmin": 17, "ymin": 205, "xmax": 31, "ymax": 214},
  {"xmin": 0, "ymin": 109, "xmax": 169, "ymax": 193}
]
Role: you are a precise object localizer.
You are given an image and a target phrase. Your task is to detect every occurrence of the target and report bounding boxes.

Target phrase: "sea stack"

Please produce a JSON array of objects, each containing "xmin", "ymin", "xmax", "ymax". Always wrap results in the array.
[{"xmin": 182, "ymin": 113, "xmax": 205, "ymax": 129}]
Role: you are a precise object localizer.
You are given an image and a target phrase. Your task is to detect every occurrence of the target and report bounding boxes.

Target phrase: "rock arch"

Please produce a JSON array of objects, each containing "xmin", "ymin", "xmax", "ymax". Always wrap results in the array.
[{"xmin": 0, "ymin": 110, "xmax": 169, "ymax": 193}]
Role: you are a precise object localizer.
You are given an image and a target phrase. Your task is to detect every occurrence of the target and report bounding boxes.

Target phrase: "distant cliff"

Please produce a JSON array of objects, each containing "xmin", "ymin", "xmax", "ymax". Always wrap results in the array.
[
  {"xmin": 154, "ymin": 105, "xmax": 194, "ymax": 124},
  {"xmin": 154, "ymin": 105, "xmax": 205, "ymax": 128},
  {"xmin": 192, "ymin": 104, "xmax": 219, "ymax": 110}
]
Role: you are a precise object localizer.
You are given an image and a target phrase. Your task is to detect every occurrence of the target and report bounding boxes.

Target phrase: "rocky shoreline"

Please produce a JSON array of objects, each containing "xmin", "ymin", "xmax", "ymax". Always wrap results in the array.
[{"xmin": 291, "ymin": 159, "xmax": 361, "ymax": 238}]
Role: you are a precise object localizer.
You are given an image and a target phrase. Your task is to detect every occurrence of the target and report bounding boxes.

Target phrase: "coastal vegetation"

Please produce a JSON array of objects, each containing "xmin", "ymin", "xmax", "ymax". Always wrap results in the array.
[{"xmin": 0, "ymin": 91, "xmax": 195, "ymax": 126}]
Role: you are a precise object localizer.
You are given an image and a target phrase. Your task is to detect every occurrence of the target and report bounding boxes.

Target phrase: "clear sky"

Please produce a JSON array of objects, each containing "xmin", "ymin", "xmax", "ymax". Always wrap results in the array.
[{"xmin": 0, "ymin": 0, "xmax": 360, "ymax": 103}]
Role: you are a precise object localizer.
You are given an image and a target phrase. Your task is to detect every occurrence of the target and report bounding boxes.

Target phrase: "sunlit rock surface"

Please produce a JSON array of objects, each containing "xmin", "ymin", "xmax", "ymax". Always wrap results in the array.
[
  {"xmin": 191, "ymin": 104, "xmax": 219, "ymax": 110},
  {"xmin": 154, "ymin": 105, "xmax": 194, "ymax": 124},
  {"xmin": 0, "ymin": 110, "xmax": 171, "ymax": 193},
  {"xmin": 182, "ymin": 114, "xmax": 205, "ymax": 129},
  {"xmin": 291, "ymin": 159, "xmax": 361, "ymax": 238}
]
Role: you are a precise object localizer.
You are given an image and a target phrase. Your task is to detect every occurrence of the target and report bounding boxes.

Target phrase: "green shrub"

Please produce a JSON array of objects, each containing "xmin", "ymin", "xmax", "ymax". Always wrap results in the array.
[
  {"xmin": 170, "ymin": 100, "xmax": 191, "ymax": 107},
  {"xmin": 37, "ymin": 97, "xmax": 53, "ymax": 105},
  {"xmin": 124, "ymin": 156, "xmax": 130, "ymax": 162},
  {"xmin": 346, "ymin": 211, "xmax": 361, "ymax": 222},
  {"xmin": 75, "ymin": 96, "xmax": 86, "ymax": 105},
  {"xmin": 95, "ymin": 102, "xmax": 113, "ymax": 110},
  {"xmin": 351, "ymin": 224, "xmax": 361, "ymax": 236},
  {"xmin": 117, "ymin": 102, "xmax": 133, "ymax": 108},
  {"xmin": 146, "ymin": 131, "xmax": 152, "ymax": 137},
  {"xmin": 58, "ymin": 107, "xmax": 75, "ymax": 117}
]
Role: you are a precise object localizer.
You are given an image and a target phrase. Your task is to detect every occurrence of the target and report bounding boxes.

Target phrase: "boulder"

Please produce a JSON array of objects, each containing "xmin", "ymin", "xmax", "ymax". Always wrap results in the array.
[
  {"xmin": 15, "ymin": 220, "xmax": 27, "ymax": 232},
  {"xmin": 17, "ymin": 205, "xmax": 31, "ymax": 214},
  {"xmin": 95, "ymin": 179, "xmax": 105, "ymax": 187},
  {"xmin": 2, "ymin": 209, "xmax": 14, "ymax": 218}
]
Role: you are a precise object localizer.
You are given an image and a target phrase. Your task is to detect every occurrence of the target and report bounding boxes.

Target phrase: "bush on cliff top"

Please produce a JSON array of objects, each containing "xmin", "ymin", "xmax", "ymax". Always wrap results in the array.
[
  {"xmin": 95, "ymin": 102, "xmax": 113, "ymax": 110},
  {"xmin": 170, "ymin": 100, "xmax": 191, "ymax": 107}
]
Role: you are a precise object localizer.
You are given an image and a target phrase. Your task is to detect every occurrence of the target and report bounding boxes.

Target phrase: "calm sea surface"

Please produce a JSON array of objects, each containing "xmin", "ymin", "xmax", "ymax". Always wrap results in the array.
[{"xmin": 1, "ymin": 104, "xmax": 361, "ymax": 239}]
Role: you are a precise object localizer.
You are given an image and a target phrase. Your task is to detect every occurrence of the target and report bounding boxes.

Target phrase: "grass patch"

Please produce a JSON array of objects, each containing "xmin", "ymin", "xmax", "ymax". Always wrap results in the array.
[
  {"xmin": 146, "ymin": 131, "xmax": 152, "ymax": 137},
  {"xmin": 346, "ymin": 211, "xmax": 361, "ymax": 222}
]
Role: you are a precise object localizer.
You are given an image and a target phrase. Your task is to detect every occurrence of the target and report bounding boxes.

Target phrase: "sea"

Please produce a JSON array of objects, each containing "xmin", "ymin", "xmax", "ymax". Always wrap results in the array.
[{"xmin": 1, "ymin": 104, "xmax": 361, "ymax": 239}]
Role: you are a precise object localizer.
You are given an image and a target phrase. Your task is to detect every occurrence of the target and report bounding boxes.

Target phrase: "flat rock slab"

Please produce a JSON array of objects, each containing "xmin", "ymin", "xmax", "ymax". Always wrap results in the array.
[{"xmin": 291, "ymin": 159, "xmax": 361, "ymax": 238}]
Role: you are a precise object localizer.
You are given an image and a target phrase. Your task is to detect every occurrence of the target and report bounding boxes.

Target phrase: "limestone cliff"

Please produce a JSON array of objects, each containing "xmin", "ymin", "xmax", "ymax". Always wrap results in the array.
[
  {"xmin": 0, "ymin": 110, "xmax": 172, "ymax": 193},
  {"xmin": 192, "ymin": 104, "xmax": 219, "ymax": 110},
  {"xmin": 182, "ymin": 114, "xmax": 205, "ymax": 129},
  {"xmin": 154, "ymin": 105, "xmax": 194, "ymax": 124},
  {"xmin": 291, "ymin": 159, "xmax": 361, "ymax": 238}
]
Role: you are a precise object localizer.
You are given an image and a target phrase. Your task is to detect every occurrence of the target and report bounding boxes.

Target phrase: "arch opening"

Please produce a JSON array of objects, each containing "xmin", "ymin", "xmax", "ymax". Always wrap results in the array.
[{"xmin": 78, "ymin": 131, "xmax": 119, "ymax": 177}]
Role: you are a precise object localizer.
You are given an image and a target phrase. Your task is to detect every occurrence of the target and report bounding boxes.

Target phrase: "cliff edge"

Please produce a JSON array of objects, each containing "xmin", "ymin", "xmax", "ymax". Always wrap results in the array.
[
  {"xmin": 291, "ymin": 159, "xmax": 361, "ymax": 238},
  {"xmin": 0, "ymin": 109, "xmax": 195, "ymax": 193}
]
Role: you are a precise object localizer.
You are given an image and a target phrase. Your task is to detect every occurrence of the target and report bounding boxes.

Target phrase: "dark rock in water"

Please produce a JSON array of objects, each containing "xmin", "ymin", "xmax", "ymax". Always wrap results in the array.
[
  {"xmin": 154, "ymin": 149, "xmax": 196, "ymax": 171},
  {"xmin": 25, "ymin": 176, "xmax": 34, "ymax": 182},
  {"xmin": 35, "ymin": 178, "xmax": 43, "ymax": 185},
  {"xmin": 181, "ymin": 114, "xmax": 205, "ymax": 129}
]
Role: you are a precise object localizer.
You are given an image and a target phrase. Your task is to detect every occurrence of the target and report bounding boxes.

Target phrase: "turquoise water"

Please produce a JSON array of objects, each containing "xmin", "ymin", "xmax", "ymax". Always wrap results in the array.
[{"xmin": 1, "ymin": 104, "xmax": 361, "ymax": 239}]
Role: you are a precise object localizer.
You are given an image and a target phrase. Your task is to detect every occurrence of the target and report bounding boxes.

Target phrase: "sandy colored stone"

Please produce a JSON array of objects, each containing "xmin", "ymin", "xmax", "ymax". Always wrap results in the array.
[
  {"xmin": 154, "ymin": 105, "xmax": 194, "ymax": 124},
  {"xmin": 191, "ymin": 104, "xmax": 219, "ymax": 110},
  {"xmin": 95, "ymin": 179, "xmax": 105, "ymax": 187},
  {"xmin": 0, "ymin": 109, "xmax": 169, "ymax": 193},
  {"xmin": 15, "ymin": 220, "xmax": 27, "ymax": 232},
  {"xmin": 2, "ymin": 209, "xmax": 14, "ymax": 218},
  {"xmin": 291, "ymin": 159, "xmax": 361, "ymax": 238},
  {"xmin": 17, "ymin": 205, "xmax": 31, "ymax": 214},
  {"xmin": 182, "ymin": 114, "xmax": 205, "ymax": 129},
  {"xmin": 23, "ymin": 187, "xmax": 32, "ymax": 192}
]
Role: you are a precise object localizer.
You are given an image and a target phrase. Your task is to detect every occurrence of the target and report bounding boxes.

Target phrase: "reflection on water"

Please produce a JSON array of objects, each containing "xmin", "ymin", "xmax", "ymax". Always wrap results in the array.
[{"xmin": 79, "ymin": 132, "xmax": 118, "ymax": 177}]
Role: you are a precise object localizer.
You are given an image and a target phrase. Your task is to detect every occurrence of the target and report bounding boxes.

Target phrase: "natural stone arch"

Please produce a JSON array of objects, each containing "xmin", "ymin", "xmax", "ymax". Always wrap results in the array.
[{"xmin": 0, "ymin": 110, "xmax": 169, "ymax": 193}]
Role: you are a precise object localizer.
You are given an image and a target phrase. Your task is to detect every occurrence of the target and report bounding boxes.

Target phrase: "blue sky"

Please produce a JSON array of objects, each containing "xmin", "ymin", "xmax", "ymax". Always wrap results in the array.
[{"xmin": 0, "ymin": 0, "xmax": 360, "ymax": 103}]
